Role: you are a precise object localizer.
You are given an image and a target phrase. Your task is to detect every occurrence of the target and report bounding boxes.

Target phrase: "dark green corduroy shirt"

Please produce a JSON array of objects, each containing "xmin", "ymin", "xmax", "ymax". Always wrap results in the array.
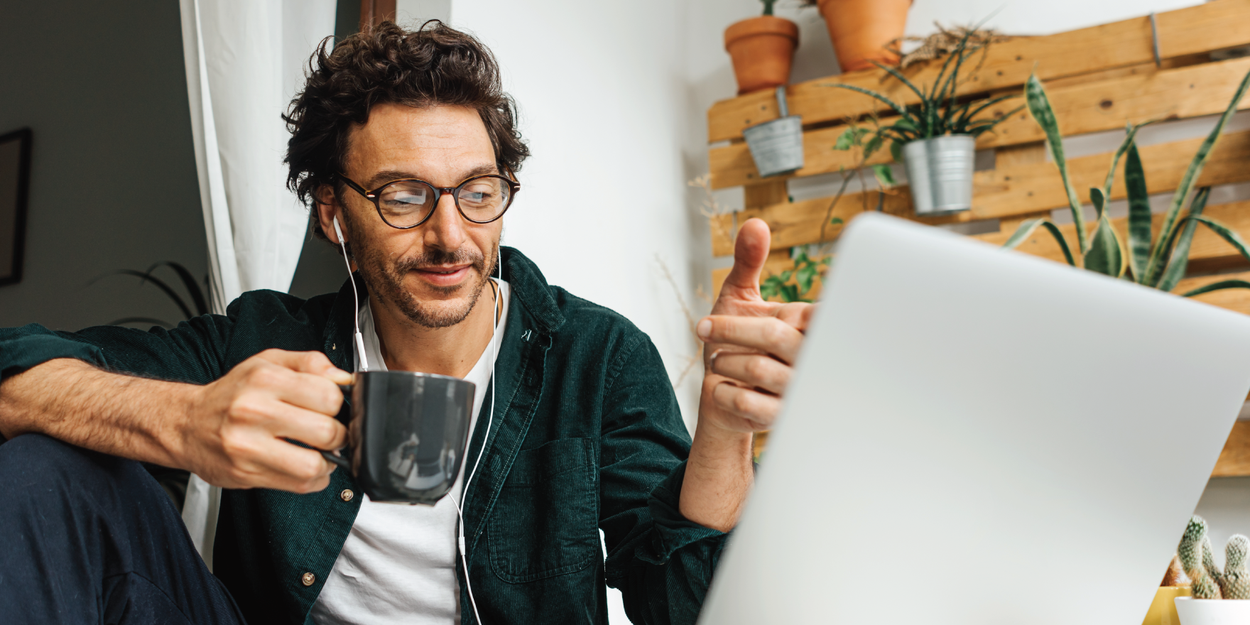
[{"xmin": 0, "ymin": 248, "xmax": 727, "ymax": 624}]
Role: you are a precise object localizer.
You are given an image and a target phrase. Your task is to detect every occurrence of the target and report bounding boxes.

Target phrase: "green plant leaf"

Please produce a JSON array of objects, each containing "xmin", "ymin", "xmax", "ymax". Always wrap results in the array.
[
  {"xmin": 90, "ymin": 269, "xmax": 194, "ymax": 319},
  {"xmin": 890, "ymin": 139, "xmax": 904, "ymax": 162},
  {"xmin": 1025, "ymin": 73, "xmax": 1088, "ymax": 253},
  {"xmin": 834, "ymin": 127, "xmax": 857, "ymax": 151},
  {"xmin": 779, "ymin": 270, "xmax": 793, "ymax": 282},
  {"xmin": 823, "ymin": 83, "xmax": 915, "ymax": 125},
  {"xmin": 954, "ymin": 93, "xmax": 1020, "ymax": 130},
  {"xmin": 760, "ymin": 275, "xmax": 782, "ymax": 300},
  {"xmin": 1183, "ymin": 279, "xmax": 1250, "ymax": 297},
  {"xmin": 1173, "ymin": 213, "xmax": 1250, "ymax": 285},
  {"xmin": 834, "ymin": 126, "xmax": 872, "ymax": 151},
  {"xmin": 1085, "ymin": 189, "xmax": 1126, "ymax": 277},
  {"xmin": 871, "ymin": 164, "xmax": 896, "ymax": 187},
  {"xmin": 1156, "ymin": 187, "xmax": 1211, "ymax": 293},
  {"xmin": 781, "ymin": 284, "xmax": 799, "ymax": 302},
  {"xmin": 864, "ymin": 134, "xmax": 884, "ymax": 159},
  {"xmin": 830, "ymin": 216, "xmax": 844, "ymax": 226},
  {"xmin": 1101, "ymin": 123, "xmax": 1150, "ymax": 201},
  {"xmin": 1144, "ymin": 67, "xmax": 1250, "ymax": 287},
  {"xmin": 1124, "ymin": 142, "xmax": 1152, "ymax": 283},
  {"xmin": 869, "ymin": 60, "xmax": 928, "ymax": 104},
  {"xmin": 797, "ymin": 264, "xmax": 817, "ymax": 294},
  {"xmin": 1002, "ymin": 218, "xmax": 1076, "ymax": 267}
]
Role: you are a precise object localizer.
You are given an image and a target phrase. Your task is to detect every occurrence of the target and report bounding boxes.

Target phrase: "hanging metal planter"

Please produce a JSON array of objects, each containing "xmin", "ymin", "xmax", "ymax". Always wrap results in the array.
[
  {"xmin": 902, "ymin": 135, "xmax": 975, "ymax": 216},
  {"xmin": 743, "ymin": 86, "xmax": 804, "ymax": 179}
]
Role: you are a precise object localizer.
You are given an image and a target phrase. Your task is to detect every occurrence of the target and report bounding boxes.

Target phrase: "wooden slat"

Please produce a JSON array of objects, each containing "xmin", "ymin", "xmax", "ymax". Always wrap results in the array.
[
  {"xmin": 1176, "ymin": 270, "xmax": 1250, "ymax": 315},
  {"xmin": 709, "ymin": 56, "xmax": 1250, "ymax": 190},
  {"xmin": 1213, "ymin": 420, "xmax": 1250, "ymax": 477},
  {"xmin": 707, "ymin": 0, "xmax": 1250, "ymax": 144},
  {"xmin": 974, "ymin": 200, "xmax": 1250, "ymax": 274},
  {"xmin": 711, "ymin": 128, "xmax": 1250, "ymax": 255},
  {"xmin": 715, "ymin": 254, "xmax": 1250, "ymax": 317}
]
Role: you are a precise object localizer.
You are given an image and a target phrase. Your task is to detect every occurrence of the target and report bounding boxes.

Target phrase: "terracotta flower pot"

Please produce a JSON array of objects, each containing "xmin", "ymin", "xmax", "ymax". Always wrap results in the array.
[
  {"xmin": 724, "ymin": 16, "xmax": 799, "ymax": 95},
  {"xmin": 817, "ymin": 0, "xmax": 911, "ymax": 73}
]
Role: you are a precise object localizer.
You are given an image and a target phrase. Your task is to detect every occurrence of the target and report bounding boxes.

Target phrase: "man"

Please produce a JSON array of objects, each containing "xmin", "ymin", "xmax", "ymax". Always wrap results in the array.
[{"xmin": 0, "ymin": 21, "xmax": 809, "ymax": 625}]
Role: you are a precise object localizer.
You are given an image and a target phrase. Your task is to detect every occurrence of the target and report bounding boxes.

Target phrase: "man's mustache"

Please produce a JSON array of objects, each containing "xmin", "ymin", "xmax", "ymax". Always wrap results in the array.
[{"xmin": 394, "ymin": 249, "xmax": 487, "ymax": 273}]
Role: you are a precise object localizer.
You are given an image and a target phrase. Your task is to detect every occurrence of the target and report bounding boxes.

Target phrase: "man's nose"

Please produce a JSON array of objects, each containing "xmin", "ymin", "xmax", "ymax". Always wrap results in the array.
[{"xmin": 422, "ymin": 191, "xmax": 466, "ymax": 251}]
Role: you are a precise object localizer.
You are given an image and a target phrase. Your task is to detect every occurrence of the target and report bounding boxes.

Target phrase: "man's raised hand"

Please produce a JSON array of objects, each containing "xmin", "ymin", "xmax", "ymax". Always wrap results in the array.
[
  {"xmin": 182, "ymin": 349, "xmax": 352, "ymax": 493},
  {"xmin": 696, "ymin": 218, "xmax": 815, "ymax": 434}
]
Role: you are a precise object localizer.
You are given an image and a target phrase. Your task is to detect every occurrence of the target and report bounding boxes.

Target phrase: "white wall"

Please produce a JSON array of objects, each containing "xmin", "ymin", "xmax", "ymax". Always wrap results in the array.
[{"xmin": 444, "ymin": 0, "xmax": 705, "ymax": 429}]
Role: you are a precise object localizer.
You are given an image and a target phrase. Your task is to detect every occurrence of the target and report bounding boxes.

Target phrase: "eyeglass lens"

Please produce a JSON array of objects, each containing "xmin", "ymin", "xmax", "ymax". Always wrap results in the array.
[{"xmin": 375, "ymin": 176, "xmax": 512, "ymax": 228}]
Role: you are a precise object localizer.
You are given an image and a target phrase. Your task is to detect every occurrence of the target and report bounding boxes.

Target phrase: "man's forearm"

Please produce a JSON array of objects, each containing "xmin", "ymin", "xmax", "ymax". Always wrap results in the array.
[
  {"xmin": 679, "ymin": 424, "xmax": 753, "ymax": 533},
  {"xmin": 0, "ymin": 358, "xmax": 194, "ymax": 467}
]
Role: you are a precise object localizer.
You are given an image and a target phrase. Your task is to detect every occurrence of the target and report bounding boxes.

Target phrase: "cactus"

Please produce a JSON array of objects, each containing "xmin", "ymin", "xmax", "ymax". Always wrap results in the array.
[
  {"xmin": 1205, "ymin": 535, "xmax": 1226, "ymax": 590},
  {"xmin": 1224, "ymin": 535, "xmax": 1250, "ymax": 599},
  {"xmin": 1179, "ymin": 516, "xmax": 1224, "ymax": 599}
]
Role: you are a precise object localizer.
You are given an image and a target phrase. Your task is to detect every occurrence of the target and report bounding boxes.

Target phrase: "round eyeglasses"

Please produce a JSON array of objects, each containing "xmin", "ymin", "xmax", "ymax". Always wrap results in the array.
[{"xmin": 338, "ymin": 173, "xmax": 519, "ymax": 229}]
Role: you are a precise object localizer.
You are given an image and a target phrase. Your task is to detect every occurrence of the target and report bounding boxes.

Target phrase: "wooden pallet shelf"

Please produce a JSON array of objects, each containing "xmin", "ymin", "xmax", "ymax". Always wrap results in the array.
[{"xmin": 706, "ymin": 0, "xmax": 1250, "ymax": 477}]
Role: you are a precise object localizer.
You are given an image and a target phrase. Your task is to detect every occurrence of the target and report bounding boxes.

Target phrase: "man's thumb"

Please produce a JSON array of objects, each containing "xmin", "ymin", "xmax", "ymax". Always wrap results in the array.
[{"xmin": 721, "ymin": 218, "xmax": 772, "ymax": 295}]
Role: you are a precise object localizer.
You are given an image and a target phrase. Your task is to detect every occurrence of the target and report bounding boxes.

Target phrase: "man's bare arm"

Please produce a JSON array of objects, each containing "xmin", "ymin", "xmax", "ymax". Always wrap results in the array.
[
  {"xmin": 0, "ymin": 350, "xmax": 353, "ymax": 493},
  {"xmin": 0, "ymin": 358, "xmax": 194, "ymax": 468}
]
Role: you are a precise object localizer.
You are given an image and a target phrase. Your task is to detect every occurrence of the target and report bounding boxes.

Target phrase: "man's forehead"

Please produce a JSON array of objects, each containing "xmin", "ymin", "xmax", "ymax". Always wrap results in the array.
[{"xmin": 344, "ymin": 102, "xmax": 495, "ymax": 180}]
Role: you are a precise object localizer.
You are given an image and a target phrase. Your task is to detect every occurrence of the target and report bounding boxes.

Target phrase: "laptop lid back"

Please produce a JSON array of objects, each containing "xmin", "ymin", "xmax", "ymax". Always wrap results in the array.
[{"xmin": 698, "ymin": 213, "xmax": 1250, "ymax": 625}]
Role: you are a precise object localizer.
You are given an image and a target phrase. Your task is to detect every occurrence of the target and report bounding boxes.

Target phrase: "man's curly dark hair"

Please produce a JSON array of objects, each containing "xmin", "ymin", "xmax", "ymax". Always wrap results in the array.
[{"xmin": 284, "ymin": 20, "xmax": 529, "ymax": 243}]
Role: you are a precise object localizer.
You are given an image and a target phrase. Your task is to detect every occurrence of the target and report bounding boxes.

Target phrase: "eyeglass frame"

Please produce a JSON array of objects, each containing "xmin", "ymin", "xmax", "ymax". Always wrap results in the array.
[{"xmin": 336, "ymin": 172, "xmax": 520, "ymax": 230}]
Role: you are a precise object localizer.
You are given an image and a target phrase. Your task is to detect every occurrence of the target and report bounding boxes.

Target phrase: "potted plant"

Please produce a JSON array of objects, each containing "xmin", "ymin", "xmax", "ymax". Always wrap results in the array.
[
  {"xmin": 821, "ymin": 32, "xmax": 1022, "ymax": 215},
  {"xmin": 1172, "ymin": 516, "xmax": 1250, "ymax": 624},
  {"xmin": 807, "ymin": 0, "xmax": 912, "ymax": 73},
  {"xmin": 1001, "ymin": 68, "xmax": 1250, "ymax": 297},
  {"xmin": 724, "ymin": 0, "xmax": 799, "ymax": 95}
]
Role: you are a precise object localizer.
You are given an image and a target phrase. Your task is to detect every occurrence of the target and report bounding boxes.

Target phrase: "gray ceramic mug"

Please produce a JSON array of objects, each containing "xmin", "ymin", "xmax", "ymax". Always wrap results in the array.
[{"xmin": 320, "ymin": 370, "xmax": 476, "ymax": 504}]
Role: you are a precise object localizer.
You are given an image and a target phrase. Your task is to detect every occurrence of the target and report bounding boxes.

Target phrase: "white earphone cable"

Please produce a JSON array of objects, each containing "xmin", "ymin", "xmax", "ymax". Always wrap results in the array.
[
  {"xmin": 333, "ymin": 217, "xmax": 369, "ymax": 371},
  {"xmin": 454, "ymin": 248, "xmax": 502, "ymax": 624}
]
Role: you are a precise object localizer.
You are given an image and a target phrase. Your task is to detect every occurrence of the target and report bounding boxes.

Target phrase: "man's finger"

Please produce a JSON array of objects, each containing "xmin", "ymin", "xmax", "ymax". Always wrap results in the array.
[
  {"xmin": 718, "ymin": 218, "xmax": 772, "ymax": 298},
  {"xmin": 257, "ymin": 349, "xmax": 353, "ymax": 385},
  {"xmin": 712, "ymin": 382, "xmax": 780, "ymax": 429},
  {"xmin": 697, "ymin": 315, "xmax": 803, "ymax": 365},
  {"xmin": 775, "ymin": 302, "xmax": 816, "ymax": 333},
  {"xmin": 264, "ymin": 403, "xmax": 348, "ymax": 452},
  {"xmin": 272, "ymin": 370, "xmax": 346, "ymax": 417},
  {"xmin": 248, "ymin": 438, "xmax": 337, "ymax": 493},
  {"xmin": 711, "ymin": 352, "xmax": 791, "ymax": 395}
]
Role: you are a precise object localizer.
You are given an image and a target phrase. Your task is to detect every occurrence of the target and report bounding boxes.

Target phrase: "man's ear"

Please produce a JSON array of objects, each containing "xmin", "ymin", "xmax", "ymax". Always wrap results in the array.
[{"xmin": 314, "ymin": 183, "xmax": 342, "ymax": 243}]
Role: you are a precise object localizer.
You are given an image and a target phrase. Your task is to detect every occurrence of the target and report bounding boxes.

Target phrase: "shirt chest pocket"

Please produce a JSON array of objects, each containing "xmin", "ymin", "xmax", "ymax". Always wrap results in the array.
[{"xmin": 488, "ymin": 437, "xmax": 599, "ymax": 583}]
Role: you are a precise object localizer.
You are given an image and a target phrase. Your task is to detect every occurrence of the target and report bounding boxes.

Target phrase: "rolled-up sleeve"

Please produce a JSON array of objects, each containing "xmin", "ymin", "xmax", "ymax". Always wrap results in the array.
[
  {"xmin": 599, "ymin": 336, "xmax": 728, "ymax": 625},
  {"xmin": 0, "ymin": 313, "xmax": 234, "ymax": 386}
]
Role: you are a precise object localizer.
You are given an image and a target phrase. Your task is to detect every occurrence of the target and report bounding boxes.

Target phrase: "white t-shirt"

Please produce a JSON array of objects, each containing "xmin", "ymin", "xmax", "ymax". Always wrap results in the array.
[{"xmin": 311, "ymin": 279, "xmax": 510, "ymax": 625}]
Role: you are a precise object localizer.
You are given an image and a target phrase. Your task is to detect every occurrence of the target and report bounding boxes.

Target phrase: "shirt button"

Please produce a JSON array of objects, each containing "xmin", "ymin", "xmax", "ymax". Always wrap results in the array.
[
  {"xmin": 301, "ymin": 571, "xmax": 316, "ymax": 587},
  {"xmin": 340, "ymin": 489, "xmax": 354, "ymax": 502}
]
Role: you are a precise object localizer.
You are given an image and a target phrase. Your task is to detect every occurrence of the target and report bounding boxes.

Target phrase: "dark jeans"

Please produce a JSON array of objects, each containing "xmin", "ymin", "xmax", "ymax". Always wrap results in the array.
[{"xmin": 0, "ymin": 434, "xmax": 245, "ymax": 625}]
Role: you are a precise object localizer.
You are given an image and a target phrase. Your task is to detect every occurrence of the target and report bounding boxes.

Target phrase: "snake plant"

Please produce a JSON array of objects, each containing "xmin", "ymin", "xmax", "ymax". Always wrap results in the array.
[
  {"xmin": 822, "ymin": 27, "xmax": 1024, "ymax": 163},
  {"xmin": 1003, "ymin": 69, "xmax": 1250, "ymax": 298}
]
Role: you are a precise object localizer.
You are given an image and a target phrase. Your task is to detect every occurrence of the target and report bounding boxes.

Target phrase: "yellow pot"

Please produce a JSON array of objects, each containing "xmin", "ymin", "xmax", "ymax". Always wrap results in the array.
[{"xmin": 1144, "ymin": 587, "xmax": 1192, "ymax": 625}]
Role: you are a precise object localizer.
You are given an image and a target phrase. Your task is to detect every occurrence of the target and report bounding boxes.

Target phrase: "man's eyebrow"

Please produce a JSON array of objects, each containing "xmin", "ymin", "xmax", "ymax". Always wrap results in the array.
[{"xmin": 365, "ymin": 164, "xmax": 500, "ymax": 188}]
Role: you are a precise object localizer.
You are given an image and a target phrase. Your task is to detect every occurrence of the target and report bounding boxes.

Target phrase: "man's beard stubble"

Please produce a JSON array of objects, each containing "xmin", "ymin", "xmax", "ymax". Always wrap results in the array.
[{"xmin": 354, "ymin": 239, "xmax": 498, "ymax": 329}]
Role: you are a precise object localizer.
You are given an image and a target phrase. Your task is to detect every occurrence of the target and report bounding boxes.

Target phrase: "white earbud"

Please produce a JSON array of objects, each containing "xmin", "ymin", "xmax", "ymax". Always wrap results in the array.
[
  {"xmin": 331, "ymin": 215, "xmax": 368, "ymax": 371},
  {"xmin": 332, "ymin": 216, "xmax": 345, "ymax": 243}
]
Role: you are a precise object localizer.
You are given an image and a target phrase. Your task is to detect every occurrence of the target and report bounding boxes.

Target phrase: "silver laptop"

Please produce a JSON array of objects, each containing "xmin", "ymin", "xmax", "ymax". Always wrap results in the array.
[{"xmin": 699, "ymin": 213, "xmax": 1250, "ymax": 625}]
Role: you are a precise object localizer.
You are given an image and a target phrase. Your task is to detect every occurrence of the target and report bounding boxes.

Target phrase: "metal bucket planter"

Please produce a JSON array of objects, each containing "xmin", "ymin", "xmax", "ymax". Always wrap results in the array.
[
  {"xmin": 743, "ymin": 86, "xmax": 804, "ymax": 179},
  {"xmin": 902, "ymin": 135, "xmax": 975, "ymax": 216}
]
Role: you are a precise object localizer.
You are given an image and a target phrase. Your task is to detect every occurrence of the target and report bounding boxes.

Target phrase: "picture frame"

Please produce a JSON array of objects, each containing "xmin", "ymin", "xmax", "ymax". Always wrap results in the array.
[{"xmin": 0, "ymin": 128, "xmax": 32, "ymax": 287}]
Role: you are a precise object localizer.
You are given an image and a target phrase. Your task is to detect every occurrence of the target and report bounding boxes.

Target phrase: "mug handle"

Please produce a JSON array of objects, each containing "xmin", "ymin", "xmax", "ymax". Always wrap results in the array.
[
  {"xmin": 320, "ymin": 381, "xmax": 356, "ymax": 471},
  {"xmin": 320, "ymin": 449, "xmax": 352, "ymax": 471}
]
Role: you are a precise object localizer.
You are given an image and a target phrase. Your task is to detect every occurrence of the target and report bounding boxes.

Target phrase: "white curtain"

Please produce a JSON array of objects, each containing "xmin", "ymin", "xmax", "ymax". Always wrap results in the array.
[{"xmin": 179, "ymin": 0, "xmax": 337, "ymax": 569}]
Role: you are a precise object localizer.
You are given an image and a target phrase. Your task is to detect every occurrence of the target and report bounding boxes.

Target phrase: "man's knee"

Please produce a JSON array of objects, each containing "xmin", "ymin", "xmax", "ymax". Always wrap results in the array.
[{"xmin": 0, "ymin": 433, "xmax": 160, "ymax": 514}]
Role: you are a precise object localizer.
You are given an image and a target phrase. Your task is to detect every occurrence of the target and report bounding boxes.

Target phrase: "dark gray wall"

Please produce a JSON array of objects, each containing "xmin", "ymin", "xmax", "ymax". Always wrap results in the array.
[
  {"xmin": 0, "ymin": 0, "xmax": 347, "ymax": 330},
  {"xmin": 0, "ymin": 0, "xmax": 207, "ymax": 330}
]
